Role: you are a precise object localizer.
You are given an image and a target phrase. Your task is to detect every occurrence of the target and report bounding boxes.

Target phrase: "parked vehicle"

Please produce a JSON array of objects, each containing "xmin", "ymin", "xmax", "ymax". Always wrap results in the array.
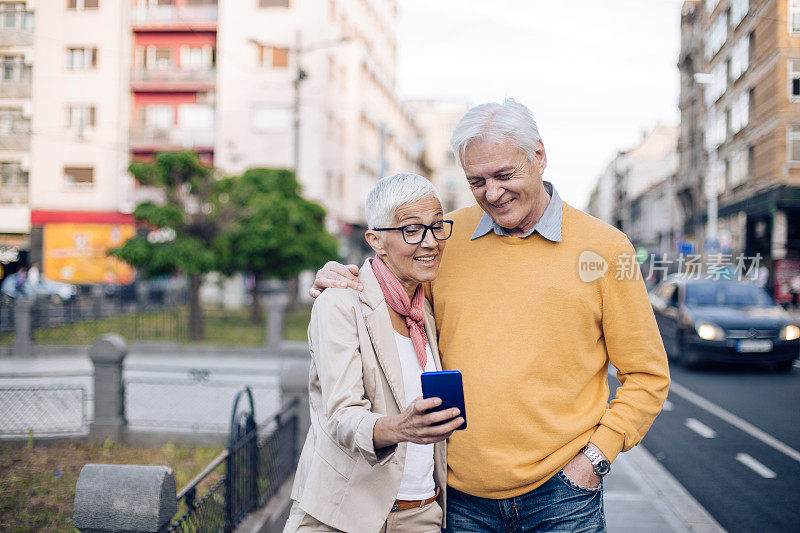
[
  {"xmin": 650, "ymin": 278, "xmax": 800, "ymax": 371},
  {"xmin": 1, "ymin": 272, "xmax": 78, "ymax": 304}
]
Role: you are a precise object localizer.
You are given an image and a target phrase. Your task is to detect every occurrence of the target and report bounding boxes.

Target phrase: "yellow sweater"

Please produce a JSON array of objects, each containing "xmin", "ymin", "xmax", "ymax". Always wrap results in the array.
[{"xmin": 430, "ymin": 202, "xmax": 670, "ymax": 499}]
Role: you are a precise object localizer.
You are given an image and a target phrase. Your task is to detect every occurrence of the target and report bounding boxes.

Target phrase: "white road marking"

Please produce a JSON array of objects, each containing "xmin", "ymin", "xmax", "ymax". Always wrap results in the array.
[
  {"xmin": 669, "ymin": 381, "xmax": 800, "ymax": 465},
  {"xmin": 662, "ymin": 399, "xmax": 674, "ymax": 411},
  {"xmin": 685, "ymin": 418, "xmax": 717, "ymax": 438},
  {"xmin": 735, "ymin": 453, "xmax": 777, "ymax": 479}
]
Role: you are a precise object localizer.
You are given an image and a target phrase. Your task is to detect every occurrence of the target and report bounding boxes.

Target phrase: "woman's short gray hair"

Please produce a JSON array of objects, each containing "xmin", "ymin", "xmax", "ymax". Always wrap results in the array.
[
  {"xmin": 449, "ymin": 97, "xmax": 542, "ymax": 168},
  {"xmin": 365, "ymin": 173, "xmax": 441, "ymax": 229}
]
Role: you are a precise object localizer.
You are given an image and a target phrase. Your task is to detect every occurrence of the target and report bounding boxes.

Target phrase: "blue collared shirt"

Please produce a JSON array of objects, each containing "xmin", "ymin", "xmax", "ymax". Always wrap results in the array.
[{"xmin": 471, "ymin": 181, "xmax": 563, "ymax": 242}]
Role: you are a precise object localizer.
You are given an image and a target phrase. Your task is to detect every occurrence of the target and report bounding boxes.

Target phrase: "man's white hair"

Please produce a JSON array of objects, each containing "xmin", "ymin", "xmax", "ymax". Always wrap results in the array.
[
  {"xmin": 365, "ymin": 173, "xmax": 441, "ymax": 229},
  {"xmin": 449, "ymin": 97, "xmax": 542, "ymax": 168}
]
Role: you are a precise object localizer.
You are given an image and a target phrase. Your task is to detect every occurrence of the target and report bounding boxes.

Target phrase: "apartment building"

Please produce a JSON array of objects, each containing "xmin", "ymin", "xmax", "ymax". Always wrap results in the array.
[
  {"xmin": 586, "ymin": 125, "xmax": 680, "ymax": 254},
  {"xmin": 677, "ymin": 1, "xmax": 708, "ymax": 241},
  {"xmin": 215, "ymin": 0, "xmax": 423, "ymax": 240},
  {"xmin": 679, "ymin": 0, "xmax": 800, "ymax": 299},
  {"xmin": 0, "ymin": 0, "xmax": 34, "ymax": 276},
  {"xmin": 130, "ymin": 0, "xmax": 217, "ymax": 166},
  {"xmin": 0, "ymin": 0, "xmax": 423, "ymax": 283},
  {"xmin": 28, "ymin": 0, "xmax": 134, "ymax": 284}
]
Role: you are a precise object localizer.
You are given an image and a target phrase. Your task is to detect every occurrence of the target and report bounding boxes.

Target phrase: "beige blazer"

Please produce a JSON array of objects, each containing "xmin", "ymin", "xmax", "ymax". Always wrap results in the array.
[{"xmin": 289, "ymin": 259, "xmax": 447, "ymax": 533}]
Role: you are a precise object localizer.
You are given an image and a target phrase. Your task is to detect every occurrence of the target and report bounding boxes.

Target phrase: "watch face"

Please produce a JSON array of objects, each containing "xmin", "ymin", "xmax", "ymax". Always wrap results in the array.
[{"xmin": 595, "ymin": 460, "xmax": 611, "ymax": 476}]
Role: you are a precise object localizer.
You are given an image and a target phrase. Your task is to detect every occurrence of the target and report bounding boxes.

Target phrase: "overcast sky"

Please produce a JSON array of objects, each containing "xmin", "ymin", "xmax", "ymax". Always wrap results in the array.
[{"xmin": 396, "ymin": 0, "xmax": 684, "ymax": 209}]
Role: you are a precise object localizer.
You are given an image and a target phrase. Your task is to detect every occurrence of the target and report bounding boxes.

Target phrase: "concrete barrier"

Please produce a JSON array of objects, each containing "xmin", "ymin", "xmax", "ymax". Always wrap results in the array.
[
  {"xmin": 73, "ymin": 464, "xmax": 177, "ymax": 533},
  {"xmin": 88, "ymin": 334, "xmax": 127, "ymax": 445}
]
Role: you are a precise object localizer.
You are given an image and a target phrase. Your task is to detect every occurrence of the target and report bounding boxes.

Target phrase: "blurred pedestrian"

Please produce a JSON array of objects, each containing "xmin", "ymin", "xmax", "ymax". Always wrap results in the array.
[
  {"xmin": 755, "ymin": 264, "xmax": 769, "ymax": 290},
  {"xmin": 13, "ymin": 266, "xmax": 28, "ymax": 298},
  {"xmin": 790, "ymin": 273, "xmax": 800, "ymax": 309},
  {"xmin": 28, "ymin": 262, "xmax": 40, "ymax": 286}
]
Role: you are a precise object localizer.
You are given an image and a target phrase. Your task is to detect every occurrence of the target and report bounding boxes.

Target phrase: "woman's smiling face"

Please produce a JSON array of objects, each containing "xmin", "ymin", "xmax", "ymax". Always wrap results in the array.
[{"xmin": 366, "ymin": 196, "xmax": 446, "ymax": 297}]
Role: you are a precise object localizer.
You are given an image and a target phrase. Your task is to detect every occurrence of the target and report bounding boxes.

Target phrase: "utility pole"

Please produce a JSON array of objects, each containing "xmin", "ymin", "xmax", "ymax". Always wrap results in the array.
[
  {"xmin": 292, "ymin": 30, "xmax": 306, "ymax": 178},
  {"xmin": 249, "ymin": 35, "xmax": 347, "ymax": 182},
  {"xmin": 378, "ymin": 123, "xmax": 387, "ymax": 179}
]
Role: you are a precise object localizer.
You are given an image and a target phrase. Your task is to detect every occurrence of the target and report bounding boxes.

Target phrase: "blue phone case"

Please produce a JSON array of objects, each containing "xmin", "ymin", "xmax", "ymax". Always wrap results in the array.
[{"xmin": 421, "ymin": 370, "xmax": 467, "ymax": 430}]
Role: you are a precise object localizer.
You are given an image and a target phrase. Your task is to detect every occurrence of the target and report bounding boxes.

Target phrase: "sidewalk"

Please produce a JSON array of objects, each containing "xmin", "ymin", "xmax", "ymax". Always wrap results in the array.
[{"xmin": 605, "ymin": 445, "xmax": 724, "ymax": 532}]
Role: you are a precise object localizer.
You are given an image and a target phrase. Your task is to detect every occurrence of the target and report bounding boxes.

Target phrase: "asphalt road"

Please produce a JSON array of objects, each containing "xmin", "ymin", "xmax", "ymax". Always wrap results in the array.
[{"xmin": 610, "ymin": 359, "xmax": 800, "ymax": 533}]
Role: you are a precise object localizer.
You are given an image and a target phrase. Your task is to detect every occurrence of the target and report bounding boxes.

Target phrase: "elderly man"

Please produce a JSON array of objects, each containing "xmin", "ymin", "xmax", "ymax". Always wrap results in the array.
[{"xmin": 312, "ymin": 98, "xmax": 670, "ymax": 532}]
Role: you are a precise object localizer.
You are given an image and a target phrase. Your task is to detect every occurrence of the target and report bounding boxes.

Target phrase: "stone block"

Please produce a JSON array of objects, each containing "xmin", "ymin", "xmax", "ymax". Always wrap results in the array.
[{"xmin": 73, "ymin": 464, "xmax": 177, "ymax": 533}]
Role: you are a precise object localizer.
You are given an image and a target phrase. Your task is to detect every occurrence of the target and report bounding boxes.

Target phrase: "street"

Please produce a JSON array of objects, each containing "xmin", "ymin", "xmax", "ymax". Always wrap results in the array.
[{"xmin": 611, "ymin": 360, "xmax": 800, "ymax": 532}]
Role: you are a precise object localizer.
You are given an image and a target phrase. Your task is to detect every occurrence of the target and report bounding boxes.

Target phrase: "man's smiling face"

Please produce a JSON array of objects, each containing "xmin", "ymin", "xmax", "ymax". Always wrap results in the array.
[{"xmin": 462, "ymin": 138, "xmax": 548, "ymax": 236}]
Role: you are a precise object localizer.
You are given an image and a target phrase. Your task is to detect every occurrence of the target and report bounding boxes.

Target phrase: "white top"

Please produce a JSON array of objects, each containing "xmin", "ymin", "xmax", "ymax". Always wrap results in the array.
[{"xmin": 392, "ymin": 330, "xmax": 437, "ymax": 500}]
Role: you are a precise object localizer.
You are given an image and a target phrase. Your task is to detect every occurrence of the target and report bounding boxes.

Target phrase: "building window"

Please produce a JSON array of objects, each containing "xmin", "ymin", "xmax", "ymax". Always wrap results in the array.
[
  {"xmin": 730, "ymin": 91, "xmax": 749, "ymax": 134},
  {"xmin": 705, "ymin": 108, "xmax": 727, "ymax": 152},
  {"xmin": 729, "ymin": 36, "xmax": 749, "ymax": 81},
  {"xmin": 1, "ymin": 3, "xmax": 33, "ymax": 30},
  {"xmin": 64, "ymin": 166, "xmax": 94, "ymax": 188},
  {"xmin": 730, "ymin": 0, "xmax": 748, "ymax": 27},
  {"xmin": 0, "ymin": 162, "xmax": 27, "ymax": 186},
  {"xmin": 66, "ymin": 105, "xmax": 96, "ymax": 135},
  {"xmin": 180, "ymin": 45, "xmax": 213, "ymax": 71},
  {"xmin": 259, "ymin": 0, "xmax": 290, "ymax": 7},
  {"xmin": 791, "ymin": 0, "xmax": 800, "ymax": 34},
  {"xmin": 789, "ymin": 126, "xmax": 800, "ymax": 164},
  {"xmin": 0, "ymin": 55, "xmax": 27, "ymax": 81},
  {"xmin": 139, "ymin": 105, "xmax": 174, "ymax": 129},
  {"xmin": 141, "ymin": 46, "xmax": 173, "ymax": 70},
  {"xmin": 728, "ymin": 149, "xmax": 747, "ymax": 187},
  {"xmin": 66, "ymin": 47, "xmax": 97, "ymax": 69},
  {"xmin": 0, "ymin": 108, "xmax": 28, "ymax": 134},
  {"xmin": 67, "ymin": 0, "xmax": 99, "ymax": 9},
  {"xmin": 790, "ymin": 60, "xmax": 800, "ymax": 101},
  {"xmin": 258, "ymin": 46, "xmax": 289, "ymax": 68},
  {"xmin": 704, "ymin": 61, "xmax": 727, "ymax": 106},
  {"xmin": 705, "ymin": 13, "xmax": 727, "ymax": 60}
]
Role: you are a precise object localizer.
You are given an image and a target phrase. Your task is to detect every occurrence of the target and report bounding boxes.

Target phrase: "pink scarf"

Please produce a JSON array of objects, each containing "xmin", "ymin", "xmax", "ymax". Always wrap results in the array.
[{"xmin": 371, "ymin": 256, "xmax": 429, "ymax": 369}]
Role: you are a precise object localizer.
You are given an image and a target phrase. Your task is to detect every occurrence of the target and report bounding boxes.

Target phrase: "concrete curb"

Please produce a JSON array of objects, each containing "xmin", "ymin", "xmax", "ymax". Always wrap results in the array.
[{"xmin": 623, "ymin": 445, "xmax": 725, "ymax": 533}]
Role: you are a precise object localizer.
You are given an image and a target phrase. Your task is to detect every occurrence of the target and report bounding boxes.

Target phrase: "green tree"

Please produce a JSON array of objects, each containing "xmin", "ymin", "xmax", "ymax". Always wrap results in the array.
[
  {"xmin": 109, "ymin": 152, "xmax": 219, "ymax": 340},
  {"xmin": 215, "ymin": 168, "xmax": 339, "ymax": 323}
]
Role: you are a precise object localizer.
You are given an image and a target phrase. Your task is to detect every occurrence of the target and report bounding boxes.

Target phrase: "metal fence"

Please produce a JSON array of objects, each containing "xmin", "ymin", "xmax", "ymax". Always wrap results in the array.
[
  {"xmin": 124, "ymin": 363, "xmax": 280, "ymax": 433},
  {"xmin": 169, "ymin": 389, "xmax": 299, "ymax": 532},
  {"xmin": 0, "ymin": 287, "xmax": 189, "ymax": 345},
  {"xmin": 0, "ymin": 383, "xmax": 89, "ymax": 437}
]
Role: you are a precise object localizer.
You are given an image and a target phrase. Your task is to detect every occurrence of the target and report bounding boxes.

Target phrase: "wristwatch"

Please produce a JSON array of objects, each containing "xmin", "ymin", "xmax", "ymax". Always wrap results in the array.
[{"xmin": 581, "ymin": 445, "xmax": 611, "ymax": 477}]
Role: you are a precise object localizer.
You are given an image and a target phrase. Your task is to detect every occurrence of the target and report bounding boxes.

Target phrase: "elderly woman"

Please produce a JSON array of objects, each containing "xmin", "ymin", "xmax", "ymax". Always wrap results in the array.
[{"xmin": 285, "ymin": 173, "xmax": 462, "ymax": 533}]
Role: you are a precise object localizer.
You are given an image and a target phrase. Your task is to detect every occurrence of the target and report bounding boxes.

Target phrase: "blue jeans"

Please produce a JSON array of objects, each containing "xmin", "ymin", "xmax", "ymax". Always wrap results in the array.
[{"xmin": 443, "ymin": 471, "xmax": 605, "ymax": 532}]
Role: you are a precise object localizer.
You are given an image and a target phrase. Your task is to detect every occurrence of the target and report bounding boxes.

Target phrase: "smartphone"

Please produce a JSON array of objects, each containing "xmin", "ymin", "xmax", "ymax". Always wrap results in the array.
[{"xmin": 421, "ymin": 370, "xmax": 467, "ymax": 430}]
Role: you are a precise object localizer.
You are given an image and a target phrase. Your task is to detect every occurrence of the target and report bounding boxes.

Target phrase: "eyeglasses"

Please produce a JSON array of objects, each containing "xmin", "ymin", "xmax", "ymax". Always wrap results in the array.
[{"xmin": 373, "ymin": 220, "xmax": 454, "ymax": 245}]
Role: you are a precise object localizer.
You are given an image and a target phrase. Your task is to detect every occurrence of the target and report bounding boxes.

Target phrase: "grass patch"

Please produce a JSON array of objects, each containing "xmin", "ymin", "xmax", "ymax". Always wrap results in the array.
[
  {"xmin": 0, "ymin": 306, "xmax": 312, "ymax": 346},
  {"xmin": 0, "ymin": 440, "xmax": 223, "ymax": 533}
]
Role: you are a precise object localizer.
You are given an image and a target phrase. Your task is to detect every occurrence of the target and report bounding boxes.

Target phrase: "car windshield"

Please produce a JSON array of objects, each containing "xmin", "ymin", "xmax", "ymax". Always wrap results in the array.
[{"xmin": 684, "ymin": 282, "xmax": 774, "ymax": 307}]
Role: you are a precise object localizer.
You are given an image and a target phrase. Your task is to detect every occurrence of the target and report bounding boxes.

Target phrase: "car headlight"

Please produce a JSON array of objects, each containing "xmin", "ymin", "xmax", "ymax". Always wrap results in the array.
[
  {"xmin": 695, "ymin": 322, "xmax": 725, "ymax": 340},
  {"xmin": 781, "ymin": 325, "xmax": 800, "ymax": 341}
]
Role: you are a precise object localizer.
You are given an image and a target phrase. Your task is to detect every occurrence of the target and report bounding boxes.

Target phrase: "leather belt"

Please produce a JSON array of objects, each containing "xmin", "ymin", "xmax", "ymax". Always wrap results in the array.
[{"xmin": 391, "ymin": 487, "xmax": 440, "ymax": 512}]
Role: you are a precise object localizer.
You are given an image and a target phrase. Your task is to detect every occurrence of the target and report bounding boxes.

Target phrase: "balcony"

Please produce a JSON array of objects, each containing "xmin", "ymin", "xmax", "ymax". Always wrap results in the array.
[
  {"xmin": 129, "ymin": 125, "xmax": 215, "ymax": 152},
  {"xmin": 130, "ymin": 68, "xmax": 216, "ymax": 92},
  {"xmin": 0, "ymin": 121, "xmax": 30, "ymax": 151},
  {"xmin": 0, "ymin": 10, "xmax": 33, "ymax": 46},
  {"xmin": 0, "ymin": 183, "xmax": 27, "ymax": 204},
  {"xmin": 131, "ymin": 6, "xmax": 217, "ymax": 31},
  {"xmin": 0, "ymin": 68, "xmax": 31, "ymax": 98}
]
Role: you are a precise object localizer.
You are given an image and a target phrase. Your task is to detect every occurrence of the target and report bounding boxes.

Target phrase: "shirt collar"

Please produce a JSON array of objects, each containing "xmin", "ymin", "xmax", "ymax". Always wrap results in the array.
[{"xmin": 471, "ymin": 181, "xmax": 563, "ymax": 241}]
